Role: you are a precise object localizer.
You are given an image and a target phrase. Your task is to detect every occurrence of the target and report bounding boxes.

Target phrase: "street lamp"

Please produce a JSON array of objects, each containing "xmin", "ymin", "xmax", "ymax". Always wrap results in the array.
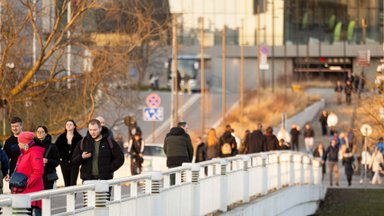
[{"xmin": 360, "ymin": 124, "xmax": 372, "ymax": 187}]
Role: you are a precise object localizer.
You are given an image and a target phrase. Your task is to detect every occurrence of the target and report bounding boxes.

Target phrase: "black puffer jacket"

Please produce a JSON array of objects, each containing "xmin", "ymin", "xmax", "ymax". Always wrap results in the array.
[
  {"xmin": 245, "ymin": 130, "xmax": 266, "ymax": 153},
  {"xmin": 55, "ymin": 131, "xmax": 83, "ymax": 164},
  {"xmin": 71, "ymin": 131, "xmax": 124, "ymax": 180},
  {"xmin": 265, "ymin": 133, "xmax": 278, "ymax": 151},
  {"xmin": 219, "ymin": 132, "xmax": 237, "ymax": 157},
  {"xmin": 164, "ymin": 127, "xmax": 193, "ymax": 168},
  {"xmin": 35, "ymin": 135, "xmax": 60, "ymax": 181}
]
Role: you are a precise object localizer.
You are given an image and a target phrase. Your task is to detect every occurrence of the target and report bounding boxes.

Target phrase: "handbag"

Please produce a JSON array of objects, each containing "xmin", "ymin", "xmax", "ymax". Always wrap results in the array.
[
  {"xmin": 9, "ymin": 172, "xmax": 28, "ymax": 192},
  {"xmin": 46, "ymin": 172, "xmax": 59, "ymax": 182}
]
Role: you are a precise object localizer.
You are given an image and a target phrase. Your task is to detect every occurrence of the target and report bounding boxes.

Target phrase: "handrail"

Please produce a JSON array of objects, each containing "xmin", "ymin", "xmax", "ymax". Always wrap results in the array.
[
  {"xmin": 107, "ymin": 173, "xmax": 152, "ymax": 185},
  {"xmin": 0, "ymin": 197, "xmax": 12, "ymax": 206},
  {"xmin": 29, "ymin": 184, "xmax": 95, "ymax": 200}
]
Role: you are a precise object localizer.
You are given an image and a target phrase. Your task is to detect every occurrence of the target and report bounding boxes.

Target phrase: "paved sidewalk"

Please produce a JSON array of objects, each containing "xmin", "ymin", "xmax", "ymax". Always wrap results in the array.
[{"xmin": 304, "ymin": 88, "xmax": 382, "ymax": 189}]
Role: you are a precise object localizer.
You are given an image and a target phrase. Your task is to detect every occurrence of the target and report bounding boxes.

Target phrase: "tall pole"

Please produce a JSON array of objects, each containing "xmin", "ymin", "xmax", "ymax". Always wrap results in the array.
[
  {"xmin": 32, "ymin": 0, "xmax": 37, "ymax": 84},
  {"xmin": 271, "ymin": 0, "xmax": 275, "ymax": 93},
  {"xmin": 67, "ymin": 1, "xmax": 71, "ymax": 89},
  {"xmin": 200, "ymin": 17, "xmax": 205, "ymax": 135},
  {"xmin": 171, "ymin": 14, "xmax": 179, "ymax": 127},
  {"xmin": 0, "ymin": 0, "xmax": 4, "ymax": 137},
  {"xmin": 364, "ymin": 128, "xmax": 368, "ymax": 188},
  {"xmin": 240, "ymin": 19, "xmax": 244, "ymax": 123},
  {"xmin": 222, "ymin": 25, "xmax": 227, "ymax": 121}
]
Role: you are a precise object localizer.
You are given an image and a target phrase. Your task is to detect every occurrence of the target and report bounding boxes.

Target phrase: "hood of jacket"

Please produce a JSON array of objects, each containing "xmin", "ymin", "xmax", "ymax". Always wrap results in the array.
[
  {"xmin": 222, "ymin": 131, "xmax": 233, "ymax": 139},
  {"xmin": 167, "ymin": 127, "xmax": 185, "ymax": 136}
]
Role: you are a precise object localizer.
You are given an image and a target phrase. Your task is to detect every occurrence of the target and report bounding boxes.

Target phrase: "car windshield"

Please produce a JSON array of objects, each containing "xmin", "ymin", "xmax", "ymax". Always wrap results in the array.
[{"xmin": 143, "ymin": 146, "xmax": 166, "ymax": 157}]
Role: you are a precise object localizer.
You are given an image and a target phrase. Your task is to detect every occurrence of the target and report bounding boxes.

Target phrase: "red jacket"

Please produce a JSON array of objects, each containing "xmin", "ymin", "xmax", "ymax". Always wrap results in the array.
[{"xmin": 13, "ymin": 145, "xmax": 45, "ymax": 208}]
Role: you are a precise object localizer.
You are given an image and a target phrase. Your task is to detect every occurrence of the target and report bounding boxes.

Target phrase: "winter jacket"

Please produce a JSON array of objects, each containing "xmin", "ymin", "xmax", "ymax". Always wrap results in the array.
[
  {"xmin": 324, "ymin": 145, "xmax": 339, "ymax": 162},
  {"xmin": 219, "ymin": 132, "xmax": 237, "ymax": 157},
  {"xmin": 369, "ymin": 151, "xmax": 384, "ymax": 172},
  {"xmin": 164, "ymin": 127, "xmax": 193, "ymax": 168},
  {"xmin": 245, "ymin": 130, "xmax": 266, "ymax": 153},
  {"xmin": 71, "ymin": 131, "xmax": 124, "ymax": 181},
  {"xmin": 303, "ymin": 128, "xmax": 314, "ymax": 138},
  {"xmin": 3, "ymin": 135, "xmax": 20, "ymax": 176},
  {"xmin": 265, "ymin": 133, "xmax": 278, "ymax": 151},
  {"xmin": 376, "ymin": 142, "xmax": 384, "ymax": 154},
  {"xmin": 290, "ymin": 128, "xmax": 300, "ymax": 143},
  {"xmin": 35, "ymin": 136, "xmax": 60, "ymax": 182},
  {"xmin": 342, "ymin": 153, "xmax": 354, "ymax": 178},
  {"xmin": 55, "ymin": 131, "xmax": 83, "ymax": 164},
  {"xmin": 195, "ymin": 142, "xmax": 207, "ymax": 163},
  {"xmin": 13, "ymin": 144, "xmax": 45, "ymax": 208}
]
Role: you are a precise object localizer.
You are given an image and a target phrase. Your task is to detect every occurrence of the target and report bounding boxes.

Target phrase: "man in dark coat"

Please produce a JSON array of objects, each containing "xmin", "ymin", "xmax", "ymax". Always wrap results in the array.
[
  {"xmin": 163, "ymin": 121, "xmax": 193, "ymax": 168},
  {"xmin": 4, "ymin": 116, "xmax": 22, "ymax": 178},
  {"xmin": 72, "ymin": 119, "xmax": 124, "ymax": 181},
  {"xmin": 289, "ymin": 124, "xmax": 300, "ymax": 151},
  {"xmin": 265, "ymin": 126, "xmax": 278, "ymax": 151},
  {"xmin": 219, "ymin": 125, "xmax": 237, "ymax": 157},
  {"xmin": 195, "ymin": 137, "xmax": 207, "ymax": 163},
  {"xmin": 245, "ymin": 123, "xmax": 266, "ymax": 153}
]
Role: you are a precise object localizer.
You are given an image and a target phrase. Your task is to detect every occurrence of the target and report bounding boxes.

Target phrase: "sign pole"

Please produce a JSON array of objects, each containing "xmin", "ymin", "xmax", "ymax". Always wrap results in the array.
[{"xmin": 152, "ymin": 122, "xmax": 155, "ymax": 143}]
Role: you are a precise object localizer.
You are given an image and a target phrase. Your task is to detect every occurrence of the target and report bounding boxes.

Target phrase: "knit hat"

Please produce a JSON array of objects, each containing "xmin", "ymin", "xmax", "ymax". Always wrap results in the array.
[{"xmin": 18, "ymin": 131, "xmax": 35, "ymax": 145}]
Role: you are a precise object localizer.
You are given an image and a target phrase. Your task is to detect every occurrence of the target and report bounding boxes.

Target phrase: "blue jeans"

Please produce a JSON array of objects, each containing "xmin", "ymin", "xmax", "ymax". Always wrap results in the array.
[{"xmin": 361, "ymin": 164, "xmax": 368, "ymax": 179}]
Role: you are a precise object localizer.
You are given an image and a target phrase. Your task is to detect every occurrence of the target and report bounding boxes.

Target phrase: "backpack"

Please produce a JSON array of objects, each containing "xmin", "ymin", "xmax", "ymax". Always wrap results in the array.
[
  {"xmin": 80, "ymin": 136, "xmax": 114, "ymax": 151},
  {"xmin": 221, "ymin": 142, "xmax": 232, "ymax": 155}
]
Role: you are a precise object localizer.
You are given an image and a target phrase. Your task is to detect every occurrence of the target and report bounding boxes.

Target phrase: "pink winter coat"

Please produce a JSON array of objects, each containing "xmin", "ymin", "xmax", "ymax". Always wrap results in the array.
[{"xmin": 12, "ymin": 144, "xmax": 45, "ymax": 208}]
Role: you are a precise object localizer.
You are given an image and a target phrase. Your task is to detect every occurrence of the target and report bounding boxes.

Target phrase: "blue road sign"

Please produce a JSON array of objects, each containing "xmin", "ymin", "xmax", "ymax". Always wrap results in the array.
[{"xmin": 143, "ymin": 107, "xmax": 164, "ymax": 121}]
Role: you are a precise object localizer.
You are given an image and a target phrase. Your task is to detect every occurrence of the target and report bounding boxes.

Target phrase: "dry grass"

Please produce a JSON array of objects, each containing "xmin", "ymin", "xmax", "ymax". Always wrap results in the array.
[{"xmin": 216, "ymin": 88, "xmax": 319, "ymax": 136}]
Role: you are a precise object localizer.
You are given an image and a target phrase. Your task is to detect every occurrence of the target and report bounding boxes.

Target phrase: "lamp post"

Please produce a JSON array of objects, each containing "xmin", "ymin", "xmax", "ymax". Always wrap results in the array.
[{"xmin": 360, "ymin": 124, "xmax": 372, "ymax": 188}]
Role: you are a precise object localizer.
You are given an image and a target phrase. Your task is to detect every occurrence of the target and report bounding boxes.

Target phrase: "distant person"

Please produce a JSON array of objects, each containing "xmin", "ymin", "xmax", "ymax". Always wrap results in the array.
[
  {"xmin": 34, "ymin": 126, "xmax": 60, "ymax": 190},
  {"xmin": 245, "ymin": 123, "xmax": 266, "ymax": 154},
  {"xmin": 376, "ymin": 137, "xmax": 384, "ymax": 155},
  {"xmin": 313, "ymin": 143, "xmax": 326, "ymax": 179},
  {"xmin": 219, "ymin": 125, "xmax": 237, "ymax": 157},
  {"xmin": 195, "ymin": 137, "xmax": 207, "ymax": 163},
  {"xmin": 324, "ymin": 140, "xmax": 340, "ymax": 186},
  {"xmin": 163, "ymin": 121, "xmax": 193, "ymax": 168},
  {"xmin": 206, "ymin": 128, "xmax": 219, "ymax": 159},
  {"xmin": 0, "ymin": 148, "xmax": 8, "ymax": 194},
  {"xmin": 342, "ymin": 148, "xmax": 355, "ymax": 186},
  {"xmin": 55, "ymin": 120, "xmax": 83, "ymax": 186},
  {"xmin": 4, "ymin": 117, "xmax": 23, "ymax": 178},
  {"xmin": 12, "ymin": 131, "xmax": 44, "ymax": 215},
  {"xmin": 265, "ymin": 126, "xmax": 278, "ymax": 151},
  {"xmin": 303, "ymin": 123, "xmax": 315, "ymax": 153},
  {"xmin": 289, "ymin": 124, "xmax": 300, "ymax": 151},
  {"xmin": 231, "ymin": 128, "xmax": 240, "ymax": 155},
  {"xmin": 344, "ymin": 80, "xmax": 353, "ymax": 105},
  {"xmin": 72, "ymin": 119, "xmax": 124, "ymax": 181},
  {"xmin": 355, "ymin": 72, "xmax": 365, "ymax": 99},
  {"xmin": 345, "ymin": 71, "xmax": 355, "ymax": 85},
  {"xmin": 128, "ymin": 119, "xmax": 142, "ymax": 142},
  {"xmin": 149, "ymin": 73, "xmax": 160, "ymax": 90},
  {"xmin": 96, "ymin": 116, "xmax": 114, "ymax": 138},
  {"xmin": 319, "ymin": 110, "xmax": 328, "ymax": 136},
  {"xmin": 128, "ymin": 133, "xmax": 145, "ymax": 175},
  {"xmin": 277, "ymin": 139, "xmax": 290, "ymax": 150},
  {"xmin": 334, "ymin": 81, "xmax": 343, "ymax": 105},
  {"xmin": 369, "ymin": 147, "xmax": 383, "ymax": 185},
  {"xmin": 240, "ymin": 129, "xmax": 251, "ymax": 154}
]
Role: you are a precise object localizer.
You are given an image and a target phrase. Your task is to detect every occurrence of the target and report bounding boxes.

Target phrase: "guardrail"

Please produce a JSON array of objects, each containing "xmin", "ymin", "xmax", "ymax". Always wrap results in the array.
[{"xmin": 0, "ymin": 151, "xmax": 323, "ymax": 216}]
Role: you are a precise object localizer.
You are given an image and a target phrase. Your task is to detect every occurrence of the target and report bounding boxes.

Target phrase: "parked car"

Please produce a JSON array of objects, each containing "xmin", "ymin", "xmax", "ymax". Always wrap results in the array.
[{"xmin": 142, "ymin": 143, "xmax": 167, "ymax": 172}]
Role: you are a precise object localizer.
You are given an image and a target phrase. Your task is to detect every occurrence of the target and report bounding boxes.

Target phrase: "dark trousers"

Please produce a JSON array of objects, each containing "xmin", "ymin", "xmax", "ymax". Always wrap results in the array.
[
  {"xmin": 60, "ymin": 162, "xmax": 79, "ymax": 186},
  {"xmin": 346, "ymin": 93, "xmax": 352, "ymax": 104},
  {"xmin": 291, "ymin": 140, "xmax": 299, "ymax": 151},
  {"xmin": 321, "ymin": 124, "xmax": 328, "ymax": 136},
  {"xmin": 43, "ymin": 179, "xmax": 54, "ymax": 190}
]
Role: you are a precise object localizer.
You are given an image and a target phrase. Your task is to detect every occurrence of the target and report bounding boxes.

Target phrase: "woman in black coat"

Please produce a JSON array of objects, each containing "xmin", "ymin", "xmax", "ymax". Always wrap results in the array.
[
  {"xmin": 55, "ymin": 120, "xmax": 83, "ymax": 186},
  {"xmin": 35, "ymin": 126, "xmax": 60, "ymax": 189},
  {"xmin": 195, "ymin": 137, "xmax": 207, "ymax": 163},
  {"xmin": 343, "ymin": 148, "xmax": 355, "ymax": 186}
]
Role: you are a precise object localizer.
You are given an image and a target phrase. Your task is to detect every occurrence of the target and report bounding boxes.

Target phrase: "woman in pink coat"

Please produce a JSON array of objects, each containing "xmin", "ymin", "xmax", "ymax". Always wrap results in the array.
[{"xmin": 12, "ymin": 131, "xmax": 44, "ymax": 213}]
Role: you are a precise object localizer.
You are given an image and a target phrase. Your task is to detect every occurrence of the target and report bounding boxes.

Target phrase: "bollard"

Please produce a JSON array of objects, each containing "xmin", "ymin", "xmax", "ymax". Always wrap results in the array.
[
  {"xmin": 11, "ymin": 194, "xmax": 31, "ymax": 216},
  {"xmin": 84, "ymin": 180, "xmax": 110, "ymax": 216},
  {"xmin": 150, "ymin": 172, "xmax": 163, "ymax": 216},
  {"xmin": 241, "ymin": 155, "xmax": 250, "ymax": 203}
]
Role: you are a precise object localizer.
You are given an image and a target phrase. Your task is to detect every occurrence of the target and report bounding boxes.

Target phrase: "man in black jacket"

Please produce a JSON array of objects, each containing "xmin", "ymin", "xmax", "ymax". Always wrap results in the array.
[
  {"xmin": 324, "ymin": 140, "xmax": 339, "ymax": 186},
  {"xmin": 72, "ymin": 119, "xmax": 124, "ymax": 181},
  {"xmin": 4, "ymin": 116, "xmax": 22, "ymax": 178},
  {"xmin": 245, "ymin": 123, "xmax": 266, "ymax": 154}
]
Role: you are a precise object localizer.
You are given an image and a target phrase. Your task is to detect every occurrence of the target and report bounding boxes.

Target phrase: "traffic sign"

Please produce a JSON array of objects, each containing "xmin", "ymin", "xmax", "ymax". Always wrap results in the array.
[
  {"xmin": 143, "ymin": 107, "xmax": 164, "ymax": 121},
  {"xmin": 146, "ymin": 93, "xmax": 161, "ymax": 108},
  {"xmin": 360, "ymin": 124, "xmax": 372, "ymax": 137}
]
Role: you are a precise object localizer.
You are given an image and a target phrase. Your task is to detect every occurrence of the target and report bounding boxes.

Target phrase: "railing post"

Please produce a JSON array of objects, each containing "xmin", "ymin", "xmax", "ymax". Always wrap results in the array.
[
  {"xmin": 261, "ymin": 153, "xmax": 268, "ymax": 195},
  {"xmin": 276, "ymin": 152, "xmax": 282, "ymax": 189},
  {"xmin": 218, "ymin": 158, "xmax": 228, "ymax": 212},
  {"xmin": 150, "ymin": 172, "xmax": 164, "ymax": 216},
  {"xmin": 241, "ymin": 155, "xmax": 250, "ymax": 203},
  {"xmin": 84, "ymin": 180, "xmax": 109, "ymax": 216},
  {"xmin": 183, "ymin": 163, "xmax": 201, "ymax": 216},
  {"xmin": 10, "ymin": 194, "xmax": 31, "ymax": 215},
  {"xmin": 289, "ymin": 153, "xmax": 295, "ymax": 186},
  {"xmin": 300, "ymin": 155, "xmax": 305, "ymax": 184}
]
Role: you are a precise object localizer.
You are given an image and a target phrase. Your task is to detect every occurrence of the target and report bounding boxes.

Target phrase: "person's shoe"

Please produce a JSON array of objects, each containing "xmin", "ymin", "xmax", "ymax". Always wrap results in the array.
[{"xmin": 360, "ymin": 179, "xmax": 363, "ymax": 184}]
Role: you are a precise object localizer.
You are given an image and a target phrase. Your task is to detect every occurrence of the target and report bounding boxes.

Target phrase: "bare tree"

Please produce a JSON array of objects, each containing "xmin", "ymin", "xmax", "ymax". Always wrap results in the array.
[{"xmin": 0, "ymin": 0, "xmax": 170, "ymax": 140}]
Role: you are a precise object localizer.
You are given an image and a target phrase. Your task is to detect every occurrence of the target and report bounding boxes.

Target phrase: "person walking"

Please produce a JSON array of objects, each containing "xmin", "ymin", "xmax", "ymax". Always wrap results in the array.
[
  {"xmin": 376, "ymin": 137, "xmax": 384, "ymax": 155},
  {"xmin": 12, "ymin": 132, "xmax": 44, "ymax": 215},
  {"xmin": 303, "ymin": 123, "xmax": 315, "ymax": 153},
  {"xmin": 289, "ymin": 124, "xmax": 300, "ymax": 151},
  {"xmin": 360, "ymin": 148, "xmax": 372, "ymax": 184},
  {"xmin": 245, "ymin": 123, "xmax": 266, "ymax": 154},
  {"xmin": 342, "ymin": 148, "xmax": 355, "ymax": 186},
  {"xmin": 313, "ymin": 143, "xmax": 326, "ymax": 179},
  {"xmin": 319, "ymin": 110, "xmax": 328, "ymax": 136},
  {"xmin": 35, "ymin": 126, "xmax": 60, "ymax": 190},
  {"xmin": 4, "ymin": 117, "xmax": 23, "ymax": 178},
  {"xmin": 55, "ymin": 120, "xmax": 83, "ymax": 186},
  {"xmin": 195, "ymin": 137, "xmax": 207, "ymax": 163},
  {"xmin": 324, "ymin": 140, "xmax": 340, "ymax": 186},
  {"xmin": 72, "ymin": 119, "xmax": 124, "ymax": 182},
  {"xmin": 206, "ymin": 128, "xmax": 219, "ymax": 160},
  {"xmin": 127, "ymin": 132, "xmax": 145, "ymax": 175},
  {"xmin": 345, "ymin": 80, "xmax": 353, "ymax": 105},
  {"xmin": 265, "ymin": 126, "xmax": 278, "ymax": 151},
  {"xmin": 369, "ymin": 147, "xmax": 383, "ymax": 185},
  {"xmin": 218, "ymin": 125, "xmax": 237, "ymax": 157},
  {"xmin": 334, "ymin": 81, "xmax": 343, "ymax": 105},
  {"xmin": 0, "ymin": 148, "xmax": 9, "ymax": 194}
]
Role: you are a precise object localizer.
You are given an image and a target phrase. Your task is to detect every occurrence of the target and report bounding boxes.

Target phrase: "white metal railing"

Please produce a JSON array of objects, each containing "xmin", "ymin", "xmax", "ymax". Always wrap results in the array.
[{"xmin": 0, "ymin": 151, "xmax": 323, "ymax": 216}]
